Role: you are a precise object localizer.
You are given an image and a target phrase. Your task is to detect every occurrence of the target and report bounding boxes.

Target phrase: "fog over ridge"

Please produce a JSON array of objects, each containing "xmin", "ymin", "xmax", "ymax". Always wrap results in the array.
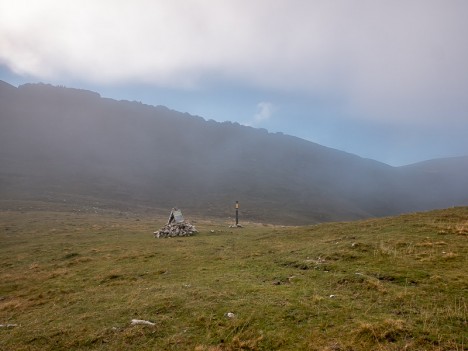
[{"xmin": 1, "ymin": 81, "xmax": 467, "ymax": 224}]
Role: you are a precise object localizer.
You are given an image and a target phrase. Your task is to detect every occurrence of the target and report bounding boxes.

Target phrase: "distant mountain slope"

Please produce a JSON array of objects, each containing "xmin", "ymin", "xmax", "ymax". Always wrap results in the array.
[
  {"xmin": 397, "ymin": 156, "xmax": 468, "ymax": 209},
  {"xmin": 1, "ymin": 81, "xmax": 467, "ymax": 224}
]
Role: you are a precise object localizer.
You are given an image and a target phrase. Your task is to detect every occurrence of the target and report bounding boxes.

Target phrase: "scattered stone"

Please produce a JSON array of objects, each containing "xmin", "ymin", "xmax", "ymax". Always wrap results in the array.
[
  {"xmin": 224, "ymin": 312, "xmax": 235, "ymax": 318},
  {"xmin": 229, "ymin": 224, "xmax": 243, "ymax": 228},
  {"xmin": 131, "ymin": 319, "xmax": 155, "ymax": 326},
  {"xmin": 0, "ymin": 324, "xmax": 18, "ymax": 328}
]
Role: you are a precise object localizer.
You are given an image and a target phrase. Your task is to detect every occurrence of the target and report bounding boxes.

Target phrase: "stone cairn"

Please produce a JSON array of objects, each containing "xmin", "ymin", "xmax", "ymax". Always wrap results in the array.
[
  {"xmin": 153, "ymin": 208, "xmax": 198, "ymax": 238},
  {"xmin": 154, "ymin": 222, "xmax": 198, "ymax": 238}
]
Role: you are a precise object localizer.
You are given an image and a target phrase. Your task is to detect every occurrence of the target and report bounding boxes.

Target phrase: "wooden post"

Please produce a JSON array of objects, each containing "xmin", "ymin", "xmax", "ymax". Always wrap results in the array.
[{"xmin": 235, "ymin": 201, "xmax": 239, "ymax": 226}]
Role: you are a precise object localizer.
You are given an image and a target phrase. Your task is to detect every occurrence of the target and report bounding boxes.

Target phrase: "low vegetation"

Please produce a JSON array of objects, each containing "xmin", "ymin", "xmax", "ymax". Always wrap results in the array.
[{"xmin": 0, "ymin": 202, "xmax": 466, "ymax": 350}]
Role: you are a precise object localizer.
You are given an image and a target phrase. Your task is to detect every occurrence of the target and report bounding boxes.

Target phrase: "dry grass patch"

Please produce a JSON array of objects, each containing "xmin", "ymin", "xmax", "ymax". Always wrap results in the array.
[{"xmin": 354, "ymin": 318, "xmax": 408, "ymax": 343}]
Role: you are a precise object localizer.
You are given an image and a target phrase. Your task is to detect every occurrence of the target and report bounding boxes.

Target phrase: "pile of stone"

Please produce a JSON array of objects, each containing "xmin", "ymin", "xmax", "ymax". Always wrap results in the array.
[
  {"xmin": 153, "ymin": 222, "xmax": 198, "ymax": 238},
  {"xmin": 153, "ymin": 208, "xmax": 197, "ymax": 238}
]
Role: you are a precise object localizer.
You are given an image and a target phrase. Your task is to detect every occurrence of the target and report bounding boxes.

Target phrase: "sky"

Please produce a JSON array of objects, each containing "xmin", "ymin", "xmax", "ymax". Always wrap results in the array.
[{"xmin": 1, "ymin": 0, "xmax": 467, "ymax": 166}]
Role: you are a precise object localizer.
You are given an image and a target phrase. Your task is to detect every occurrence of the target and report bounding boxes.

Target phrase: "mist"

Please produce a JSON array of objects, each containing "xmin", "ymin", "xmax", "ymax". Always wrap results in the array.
[{"xmin": 1, "ymin": 81, "xmax": 467, "ymax": 224}]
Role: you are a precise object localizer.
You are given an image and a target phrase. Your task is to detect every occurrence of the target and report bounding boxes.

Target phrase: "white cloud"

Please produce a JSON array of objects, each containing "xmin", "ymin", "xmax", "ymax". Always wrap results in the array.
[
  {"xmin": 1, "ymin": 0, "xmax": 468, "ymax": 125},
  {"xmin": 247, "ymin": 101, "xmax": 275, "ymax": 127}
]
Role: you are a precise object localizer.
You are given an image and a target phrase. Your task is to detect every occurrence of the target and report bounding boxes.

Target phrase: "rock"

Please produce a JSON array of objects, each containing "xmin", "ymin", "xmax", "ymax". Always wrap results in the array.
[
  {"xmin": 154, "ymin": 222, "xmax": 198, "ymax": 238},
  {"xmin": 131, "ymin": 319, "xmax": 155, "ymax": 326},
  {"xmin": 229, "ymin": 224, "xmax": 243, "ymax": 228}
]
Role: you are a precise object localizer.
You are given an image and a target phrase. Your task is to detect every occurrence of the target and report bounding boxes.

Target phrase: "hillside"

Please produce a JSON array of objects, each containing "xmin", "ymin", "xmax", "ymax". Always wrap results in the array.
[
  {"xmin": 1, "ymin": 81, "xmax": 467, "ymax": 224},
  {"xmin": 0, "ymin": 206, "xmax": 466, "ymax": 350}
]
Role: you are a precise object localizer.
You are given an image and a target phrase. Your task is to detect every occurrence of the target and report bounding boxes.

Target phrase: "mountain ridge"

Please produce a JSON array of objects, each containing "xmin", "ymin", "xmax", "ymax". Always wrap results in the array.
[{"xmin": 1, "ymin": 81, "xmax": 467, "ymax": 224}]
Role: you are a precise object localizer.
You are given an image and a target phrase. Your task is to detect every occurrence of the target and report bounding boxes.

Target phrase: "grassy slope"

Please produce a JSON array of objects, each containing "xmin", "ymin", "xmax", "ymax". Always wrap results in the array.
[{"xmin": 0, "ymin": 204, "xmax": 466, "ymax": 350}]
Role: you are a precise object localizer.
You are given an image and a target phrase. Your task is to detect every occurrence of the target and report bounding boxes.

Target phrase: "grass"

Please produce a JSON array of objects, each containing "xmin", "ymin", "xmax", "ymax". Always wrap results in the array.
[{"xmin": 0, "ymin": 202, "xmax": 467, "ymax": 350}]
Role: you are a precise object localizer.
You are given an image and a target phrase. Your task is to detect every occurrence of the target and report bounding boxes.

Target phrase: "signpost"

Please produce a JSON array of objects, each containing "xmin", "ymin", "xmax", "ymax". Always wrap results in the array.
[{"xmin": 235, "ymin": 201, "xmax": 239, "ymax": 226}]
